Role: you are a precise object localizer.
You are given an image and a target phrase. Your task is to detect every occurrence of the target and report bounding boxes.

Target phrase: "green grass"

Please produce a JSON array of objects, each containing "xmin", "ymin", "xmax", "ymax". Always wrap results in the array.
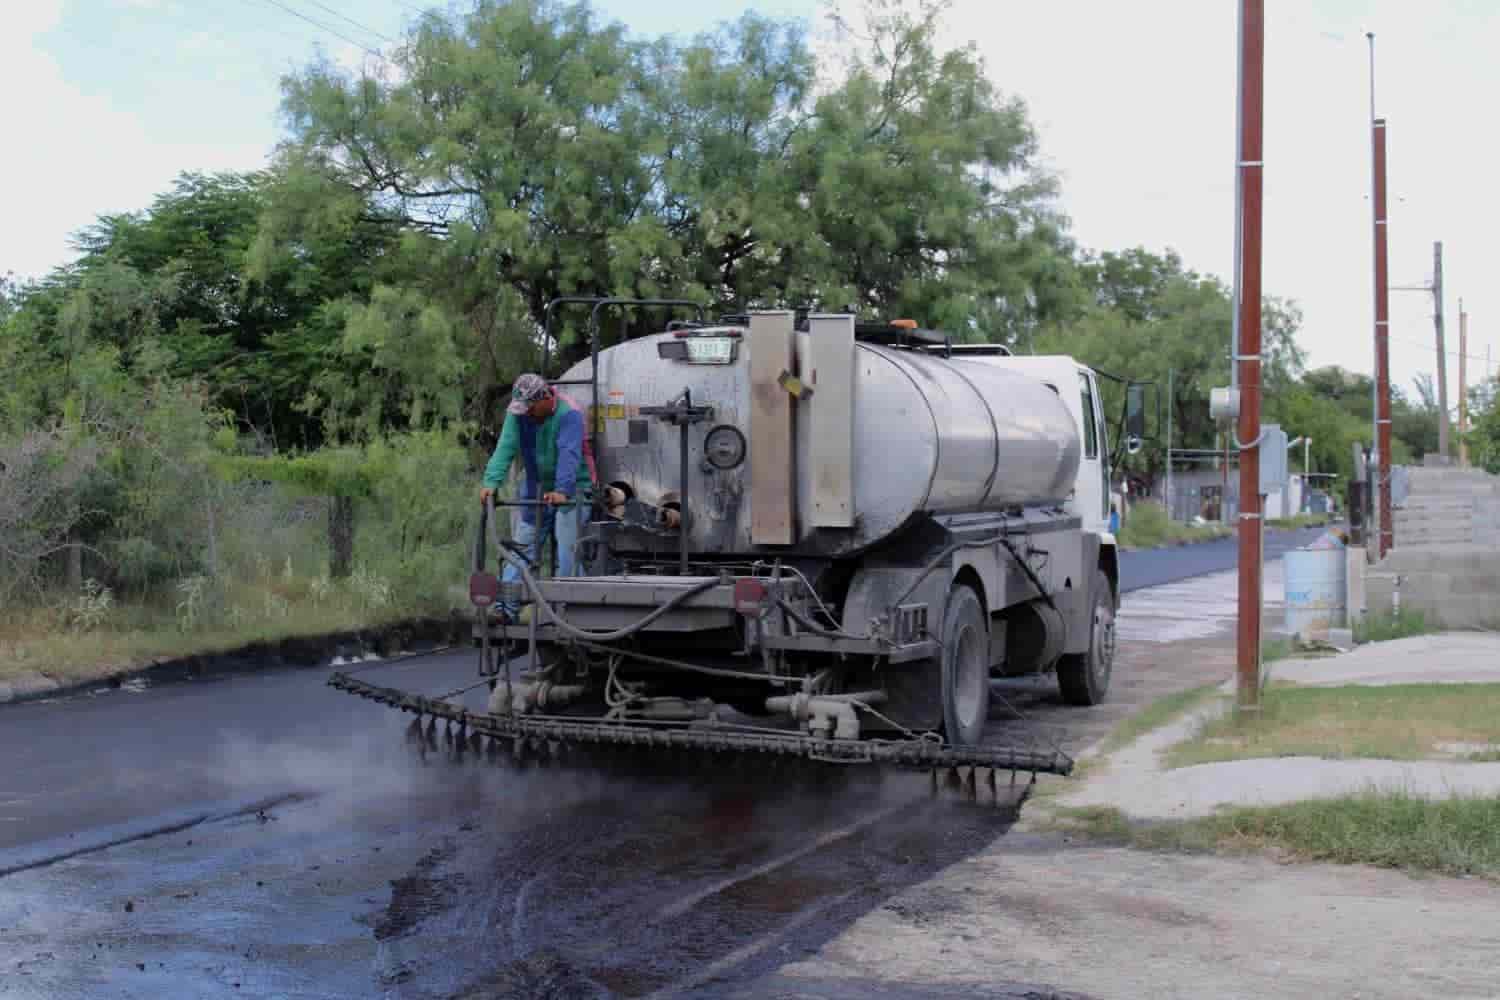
[
  {"xmin": 1354, "ymin": 607, "xmax": 1431, "ymax": 644},
  {"xmin": 1052, "ymin": 792, "xmax": 1500, "ymax": 880},
  {"xmin": 1117, "ymin": 502, "xmax": 1230, "ymax": 549},
  {"xmin": 1162, "ymin": 683, "xmax": 1500, "ymax": 768},
  {"xmin": 1098, "ymin": 683, "xmax": 1224, "ymax": 754},
  {"xmin": 1260, "ymin": 637, "xmax": 1296, "ymax": 665},
  {"xmin": 0, "ymin": 565, "xmax": 457, "ymax": 685},
  {"xmin": 1266, "ymin": 513, "xmax": 1332, "ymax": 530}
]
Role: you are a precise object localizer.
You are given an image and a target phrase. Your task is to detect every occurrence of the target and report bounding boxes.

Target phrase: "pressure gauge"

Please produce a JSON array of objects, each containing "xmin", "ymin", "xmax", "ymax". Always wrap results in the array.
[{"xmin": 703, "ymin": 425, "xmax": 747, "ymax": 470}]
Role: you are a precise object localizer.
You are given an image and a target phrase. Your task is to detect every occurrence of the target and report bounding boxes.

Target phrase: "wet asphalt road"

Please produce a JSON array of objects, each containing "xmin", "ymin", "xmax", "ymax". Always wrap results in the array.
[{"xmin": 0, "ymin": 532, "xmax": 1318, "ymax": 998}]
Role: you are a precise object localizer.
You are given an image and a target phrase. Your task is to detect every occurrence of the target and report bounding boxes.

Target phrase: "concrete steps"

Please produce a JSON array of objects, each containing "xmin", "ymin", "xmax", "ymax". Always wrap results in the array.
[
  {"xmin": 1374, "ymin": 467, "xmax": 1500, "ymax": 628},
  {"xmin": 1391, "ymin": 466, "xmax": 1500, "ymax": 551}
]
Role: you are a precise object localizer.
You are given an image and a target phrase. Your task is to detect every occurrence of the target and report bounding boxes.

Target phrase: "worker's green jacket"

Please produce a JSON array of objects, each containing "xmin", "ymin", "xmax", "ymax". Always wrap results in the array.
[{"xmin": 482, "ymin": 398, "xmax": 593, "ymax": 525}]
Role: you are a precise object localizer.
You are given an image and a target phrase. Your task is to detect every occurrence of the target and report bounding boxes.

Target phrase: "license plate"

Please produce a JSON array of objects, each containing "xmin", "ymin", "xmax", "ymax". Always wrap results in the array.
[{"xmin": 684, "ymin": 337, "xmax": 736, "ymax": 364}]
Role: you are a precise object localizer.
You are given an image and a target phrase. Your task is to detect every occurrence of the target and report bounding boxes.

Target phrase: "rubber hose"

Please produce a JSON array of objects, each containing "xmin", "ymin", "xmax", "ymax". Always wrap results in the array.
[
  {"xmin": 776, "ymin": 601, "xmax": 873, "ymax": 642},
  {"xmin": 500, "ymin": 549, "xmax": 720, "ymax": 642}
]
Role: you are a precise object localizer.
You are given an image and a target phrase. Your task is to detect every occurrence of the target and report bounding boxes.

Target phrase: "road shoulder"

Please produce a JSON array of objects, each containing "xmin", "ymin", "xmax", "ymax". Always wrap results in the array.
[{"xmin": 764, "ymin": 633, "xmax": 1500, "ymax": 1000}]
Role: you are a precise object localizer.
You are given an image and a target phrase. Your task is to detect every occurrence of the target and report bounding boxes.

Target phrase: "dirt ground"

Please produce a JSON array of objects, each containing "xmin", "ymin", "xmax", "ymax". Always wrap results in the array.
[
  {"xmin": 756, "ymin": 833, "xmax": 1500, "ymax": 1000},
  {"xmin": 751, "ymin": 576, "xmax": 1500, "ymax": 1000}
]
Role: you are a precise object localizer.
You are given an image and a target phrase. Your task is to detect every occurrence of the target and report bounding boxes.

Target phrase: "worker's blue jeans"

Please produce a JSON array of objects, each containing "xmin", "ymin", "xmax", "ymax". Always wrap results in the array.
[{"xmin": 497, "ymin": 504, "xmax": 582, "ymax": 617}]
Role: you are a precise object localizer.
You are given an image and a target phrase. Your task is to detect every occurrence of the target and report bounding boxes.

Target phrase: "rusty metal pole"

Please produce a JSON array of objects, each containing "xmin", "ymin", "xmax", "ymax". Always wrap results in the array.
[
  {"xmin": 1460, "ymin": 300, "xmax": 1469, "ymax": 466},
  {"xmin": 1434, "ymin": 242, "xmax": 1449, "ymax": 460},
  {"xmin": 1373, "ymin": 118, "xmax": 1394, "ymax": 557},
  {"xmin": 1234, "ymin": 0, "xmax": 1265, "ymax": 711}
]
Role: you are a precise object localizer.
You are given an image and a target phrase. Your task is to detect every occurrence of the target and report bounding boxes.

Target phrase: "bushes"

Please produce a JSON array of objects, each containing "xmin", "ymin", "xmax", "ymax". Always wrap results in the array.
[
  {"xmin": 0, "ymin": 425, "xmax": 100, "ymax": 601},
  {"xmin": 3, "ymin": 370, "xmax": 475, "ymax": 667}
]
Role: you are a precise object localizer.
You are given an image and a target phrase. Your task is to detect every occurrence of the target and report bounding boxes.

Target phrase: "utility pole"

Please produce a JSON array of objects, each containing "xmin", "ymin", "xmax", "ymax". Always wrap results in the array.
[
  {"xmin": 1234, "ymin": 0, "xmax": 1265, "ymax": 711},
  {"xmin": 1434, "ymin": 242, "xmax": 1449, "ymax": 459},
  {"xmin": 1369, "ymin": 31, "xmax": 1394, "ymax": 559},
  {"xmin": 1166, "ymin": 368, "xmax": 1175, "ymax": 519},
  {"xmin": 1394, "ymin": 250, "xmax": 1452, "ymax": 465},
  {"xmin": 1460, "ymin": 299, "xmax": 1469, "ymax": 465}
]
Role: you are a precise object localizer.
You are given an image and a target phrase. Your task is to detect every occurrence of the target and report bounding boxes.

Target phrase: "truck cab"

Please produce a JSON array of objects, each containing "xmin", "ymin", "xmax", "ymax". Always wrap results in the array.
[{"xmin": 974, "ymin": 357, "xmax": 1115, "ymax": 541}]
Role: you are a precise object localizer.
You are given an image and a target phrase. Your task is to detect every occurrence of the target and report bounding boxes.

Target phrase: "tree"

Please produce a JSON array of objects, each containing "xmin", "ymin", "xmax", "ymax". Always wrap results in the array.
[
  {"xmin": 1033, "ymin": 247, "xmax": 1303, "ymax": 486},
  {"xmin": 0, "ymin": 172, "xmax": 398, "ymax": 448},
  {"xmin": 1467, "ymin": 376, "xmax": 1500, "ymax": 475},
  {"xmin": 1295, "ymin": 365, "xmax": 1438, "ymax": 465},
  {"xmin": 262, "ymin": 0, "xmax": 1081, "ymax": 445}
]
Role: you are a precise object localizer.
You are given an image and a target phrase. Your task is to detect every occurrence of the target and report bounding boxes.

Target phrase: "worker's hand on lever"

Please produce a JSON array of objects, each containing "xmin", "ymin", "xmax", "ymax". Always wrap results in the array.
[
  {"xmin": 479, "ymin": 486, "xmax": 495, "ymax": 506},
  {"xmin": 541, "ymin": 491, "xmax": 569, "ymax": 507}
]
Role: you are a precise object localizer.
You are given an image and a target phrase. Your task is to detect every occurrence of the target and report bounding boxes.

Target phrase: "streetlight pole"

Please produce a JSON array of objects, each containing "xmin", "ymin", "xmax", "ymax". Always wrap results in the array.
[
  {"xmin": 1434, "ymin": 242, "xmax": 1449, "ymax": 459},
  {"xmin": 1459, "ymin": 299, "xmax": 1469, "ymax": 466},
  {"xmin": 1166, "ymin": 368, "xmax": 1174, "ymax": 519},
  {"xmin": 1368, "ymin": 32, "xmax": 1394, "ymax": 558}
]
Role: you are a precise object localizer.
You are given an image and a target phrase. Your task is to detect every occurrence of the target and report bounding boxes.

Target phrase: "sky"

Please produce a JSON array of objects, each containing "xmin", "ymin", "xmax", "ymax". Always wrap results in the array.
[{"xmin": 6, "ymin": 0, "xmax": 1496, "ymax": 411}]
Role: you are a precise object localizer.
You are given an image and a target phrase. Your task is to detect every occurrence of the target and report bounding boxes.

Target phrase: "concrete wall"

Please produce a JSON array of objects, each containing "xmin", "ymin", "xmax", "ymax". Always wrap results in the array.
[
  {"xmin": 1370, "ymin": 466, "xmax": 1500, "ymax": 630},
  {"xmin": 1393, "ymin": 467, "xmax": 1500, "ymax": 549},
  {"xmin": 1366, "ymin": 545, "xmax": 1500, "ymax": 630}
]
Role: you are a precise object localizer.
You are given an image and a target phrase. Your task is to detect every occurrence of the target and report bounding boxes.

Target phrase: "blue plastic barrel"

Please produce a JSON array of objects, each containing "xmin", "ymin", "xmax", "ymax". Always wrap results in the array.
[{"xmin": 1283, "ymin": 548, "xmax": 1347, "ymax": 641}]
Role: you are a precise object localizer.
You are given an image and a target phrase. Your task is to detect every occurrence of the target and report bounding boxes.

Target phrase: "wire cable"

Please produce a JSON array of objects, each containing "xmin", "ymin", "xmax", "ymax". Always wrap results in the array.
[
  {"xmin": 252, "ymin": 0, "xmax": 390, "ymax": 62},
  {"xmin": 300, "ymin": 0, "xmax": 398, "ymax": 44}
]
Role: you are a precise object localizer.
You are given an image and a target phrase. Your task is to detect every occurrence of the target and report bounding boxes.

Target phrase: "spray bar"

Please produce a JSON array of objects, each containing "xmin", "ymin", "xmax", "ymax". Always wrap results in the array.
[{"xmin": 328, "ymin": 673, "xmax": 1074, "ymax": 775}]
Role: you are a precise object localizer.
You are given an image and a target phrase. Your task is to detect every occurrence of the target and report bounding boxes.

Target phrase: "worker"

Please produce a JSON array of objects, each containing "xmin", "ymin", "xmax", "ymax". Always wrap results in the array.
[{"xmin": 479, "ymin": 373, "xmax": 594, "ymax": 616}]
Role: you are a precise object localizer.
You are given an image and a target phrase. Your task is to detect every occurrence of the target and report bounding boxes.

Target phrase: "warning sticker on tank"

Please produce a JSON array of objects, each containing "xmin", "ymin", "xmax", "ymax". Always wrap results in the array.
[{"xmin": 605, "ymin": 391, "xmax": 629, "ymax": 448}]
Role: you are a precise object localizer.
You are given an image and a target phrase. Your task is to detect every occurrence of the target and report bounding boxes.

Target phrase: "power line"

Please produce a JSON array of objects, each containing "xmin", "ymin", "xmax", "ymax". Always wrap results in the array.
[
  {"xmin": 299, "ymin": 0, "xmax": 398, "ymax": 45},
  {"xmin": 252, "ymin": 0, "xmax": 390, "ymax": 63},
  {"xmin": 1392, "ymin": 333, "xmax": 1491, "ymax": 367}
]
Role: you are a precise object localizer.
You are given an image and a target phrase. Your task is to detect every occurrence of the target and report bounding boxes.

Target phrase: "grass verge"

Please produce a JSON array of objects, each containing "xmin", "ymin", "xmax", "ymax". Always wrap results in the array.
[
  {"xmin": 0, "ymin": 571, "xmax": 456, "ymax": 685},
  {"xmin": 1162, "ymin": 683, "xmax": 1500, "ymax": 768},
  {"xmin": 1266, "ymin": 513, "xmax": 1331, "ymax": 530},
  {"xmin": 1117, "ymin": 502, "xmax": 1230, "ymax": 549},
  {"xmin": 1051, "ymin": 791, "xmax": 1500, "ymax": 879},
  {"xmin": 1098, "ymin": 682, "xmax": 1224, "ymax": 755},
  {"xmin": 1354, "ymin": 607, "xmax": 1431, "ymax": 644}
]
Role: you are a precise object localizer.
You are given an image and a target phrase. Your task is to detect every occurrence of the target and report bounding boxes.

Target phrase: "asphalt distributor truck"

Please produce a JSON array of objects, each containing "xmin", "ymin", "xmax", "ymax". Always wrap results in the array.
[{"xmin": 334, "ymin": 302, "xmax": 1150, "ymax": 778}]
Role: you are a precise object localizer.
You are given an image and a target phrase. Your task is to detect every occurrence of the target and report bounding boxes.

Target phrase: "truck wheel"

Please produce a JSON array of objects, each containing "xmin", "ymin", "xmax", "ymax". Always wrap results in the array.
[
  {"xmin": 940, "ymin": 585, "xmax": 990, "ymax": 747},
  {"xmin": 1056, "ymin": 569, "xmax": 1115, "ymax": 706}
]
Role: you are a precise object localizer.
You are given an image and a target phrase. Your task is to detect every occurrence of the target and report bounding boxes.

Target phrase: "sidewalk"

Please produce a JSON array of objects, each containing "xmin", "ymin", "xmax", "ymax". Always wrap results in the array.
[{"xmin": 1057, "ymin": 633, "xmax": 1500, "ymax": 821}]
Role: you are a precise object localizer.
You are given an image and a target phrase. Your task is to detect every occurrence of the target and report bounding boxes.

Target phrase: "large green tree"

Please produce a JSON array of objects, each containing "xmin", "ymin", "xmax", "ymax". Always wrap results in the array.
[
  {"xmin": 0, "ymin": 172, "xmax": 395, "ymax": 448},
  {"xmin": 1034, "ymin": 247, "xmax": 1304, "ymax": 485},
  {"xmin": 260, "ymin": 0, "xmax": 1080, "ymax": 442}
]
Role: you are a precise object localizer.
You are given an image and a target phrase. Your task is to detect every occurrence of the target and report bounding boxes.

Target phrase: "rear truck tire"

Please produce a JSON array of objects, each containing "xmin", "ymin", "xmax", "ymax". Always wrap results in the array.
[
  {"xmin": 940, "ymin": 585, "xmax": 990, "ymax": 747},
  {"xmin": 1056, "ymin": 569, "xmax": 1116, "ymax": 707}
]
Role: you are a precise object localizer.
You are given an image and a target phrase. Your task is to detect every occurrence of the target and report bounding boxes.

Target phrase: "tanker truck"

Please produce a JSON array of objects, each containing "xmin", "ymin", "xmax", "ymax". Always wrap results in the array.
[{"xmin": 334, "ymin": 302, "xmax": 1150, "ymax": 776}]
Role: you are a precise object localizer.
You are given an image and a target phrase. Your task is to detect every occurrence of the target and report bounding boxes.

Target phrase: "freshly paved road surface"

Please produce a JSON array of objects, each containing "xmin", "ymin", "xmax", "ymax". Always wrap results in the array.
[
  {"xmin": 0, "ymin": 532, "xmax": 1308, "ymax": 998},
  {"xmin": 1117, "ymin": 524, "xmax": 1328, "ymax": 593}
]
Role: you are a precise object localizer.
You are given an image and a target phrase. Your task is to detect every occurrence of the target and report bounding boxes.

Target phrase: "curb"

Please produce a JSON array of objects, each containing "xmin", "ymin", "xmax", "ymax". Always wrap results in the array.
[{"xmin": 0, "ymin": 613, "xmax": 470, "ymax": 708}]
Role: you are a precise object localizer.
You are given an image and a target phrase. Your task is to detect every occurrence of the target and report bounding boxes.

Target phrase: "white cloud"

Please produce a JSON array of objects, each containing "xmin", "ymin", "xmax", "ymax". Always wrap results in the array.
[
  {"xmin": 0, "ymin": 3, "xmax": 279, "ymax": 280},
  {"xmin": 932, "ymin": 1, "xmax": 1500, "ymax": 398}
]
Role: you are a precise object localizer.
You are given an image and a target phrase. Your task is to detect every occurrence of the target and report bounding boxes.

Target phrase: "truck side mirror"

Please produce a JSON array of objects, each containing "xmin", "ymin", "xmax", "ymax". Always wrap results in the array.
[
  {"xmin": 1125, "ymin": 435, "xmax": 1143, "ymax": 456},
  {"xmin": 1125, "ymin": 384, "xmax": 1147, "ymax": 439}
]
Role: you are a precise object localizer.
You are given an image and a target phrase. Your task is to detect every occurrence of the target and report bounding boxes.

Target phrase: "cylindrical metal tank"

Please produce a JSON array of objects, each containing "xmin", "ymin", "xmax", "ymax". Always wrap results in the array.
[
  {"xmin": 565, "ymin": 331, "xmax": 1081, "ymax": 557},
  {"xmin": 1283, "ymin": 545, "xmax": 1348, "ymax": 641}
]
